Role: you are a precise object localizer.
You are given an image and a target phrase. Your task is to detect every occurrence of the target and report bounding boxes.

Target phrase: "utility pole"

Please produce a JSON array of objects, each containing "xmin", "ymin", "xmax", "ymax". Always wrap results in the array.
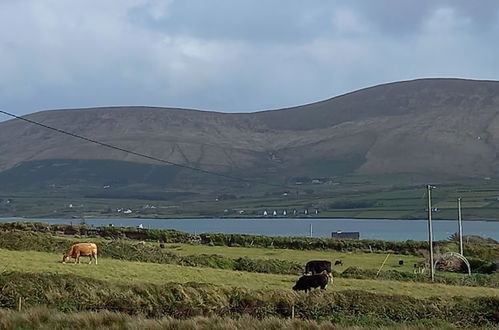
[
  {"xmin": 457, "ymin": 197, "xmax": 463, "ymax": 255},
  {"xmin": 427, "ymin": 185, "xmax": 435, "ymax": 281},
  {"xmin": 309, "ymin": 223, "xmax": 313, "ymax": 237}
]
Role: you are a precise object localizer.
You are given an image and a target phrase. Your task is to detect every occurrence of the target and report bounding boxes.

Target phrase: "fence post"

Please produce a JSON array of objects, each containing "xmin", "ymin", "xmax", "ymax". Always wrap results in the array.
[
  {"xmin": 17, "ymin": 296, "xmax": 22, "ymax": 312},
  {"xmin": 291, "ymin": 305, "xmax": 295, "ymax": 319},
  {"xmin": 376, "ymin": 253, "xmax": 391, "ymax": 277}
]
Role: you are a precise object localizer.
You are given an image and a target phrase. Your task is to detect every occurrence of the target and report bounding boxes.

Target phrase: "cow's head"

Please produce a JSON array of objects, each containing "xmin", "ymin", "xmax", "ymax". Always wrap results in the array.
[
  {"xmin": 62, "ymin": 254, "xmax": 69, "ymax": 263},
  {"xmin": 292, "ymin": 276, "xmax": 307, "ymax": 291}
]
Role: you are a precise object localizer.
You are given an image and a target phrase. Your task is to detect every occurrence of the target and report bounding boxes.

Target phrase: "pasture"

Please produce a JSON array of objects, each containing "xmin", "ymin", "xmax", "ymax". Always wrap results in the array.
[
  {"xmin": 1, "ymin": 248, "xmax": 498, "ymax": 298},
  {"xmin": 0, "ymin": 225, "xmax": 498, "ymax": 328},
  {"xmin": 161, "ymin": 243, "xmax": 422, "ymax": 273}
]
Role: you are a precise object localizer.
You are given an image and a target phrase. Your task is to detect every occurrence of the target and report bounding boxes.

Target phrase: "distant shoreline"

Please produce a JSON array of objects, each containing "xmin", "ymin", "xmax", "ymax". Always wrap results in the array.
[{"xmin": 0, "ymin": 216, "xmax": 497, "ymax": 222}]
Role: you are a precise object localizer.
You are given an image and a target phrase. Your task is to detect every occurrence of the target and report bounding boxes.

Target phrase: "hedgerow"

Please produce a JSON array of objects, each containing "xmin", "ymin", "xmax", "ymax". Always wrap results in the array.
[
  {"xmin": 1, "ymin": 222, "xmax": 497, "ymax": 261},
  {"xmin": 340, "ymin": 267, "xmax": 499, "ymax": 288}
]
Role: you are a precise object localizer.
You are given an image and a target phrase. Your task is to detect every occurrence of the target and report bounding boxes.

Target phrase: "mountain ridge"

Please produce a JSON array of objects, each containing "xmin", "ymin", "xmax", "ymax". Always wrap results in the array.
[{"xmin": 2, "ymin": 78, "xmax": 499, "ymax": 189}]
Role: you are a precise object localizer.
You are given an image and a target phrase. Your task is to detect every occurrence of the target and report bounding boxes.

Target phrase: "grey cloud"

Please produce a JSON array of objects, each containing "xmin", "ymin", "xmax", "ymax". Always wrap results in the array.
[
  {"xmin": 130, "ymin": 0, "xmax": 338, "ymax": 43},
  {"xmin": 0, "ymin": 0, "xmax": 499, "ymax": 118},
  {"xmin": 132, "ymin": 1, "xmax": 499, "ymax": 41}
]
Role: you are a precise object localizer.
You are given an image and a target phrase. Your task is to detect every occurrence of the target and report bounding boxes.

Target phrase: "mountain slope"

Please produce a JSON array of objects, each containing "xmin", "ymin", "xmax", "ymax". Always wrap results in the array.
[{"xmin": 1, "ymin": 78, "xmax": 499, "ymax": 190}]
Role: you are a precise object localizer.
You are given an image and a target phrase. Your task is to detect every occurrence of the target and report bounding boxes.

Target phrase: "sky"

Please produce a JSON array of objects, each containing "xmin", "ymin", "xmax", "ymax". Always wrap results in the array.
[{"xmin": 1, "ymin": 0, "xmax": 499, "ymax": 120}]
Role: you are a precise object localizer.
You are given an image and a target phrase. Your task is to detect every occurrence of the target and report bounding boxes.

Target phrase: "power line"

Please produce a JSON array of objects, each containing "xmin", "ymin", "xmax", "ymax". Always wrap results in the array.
[{"xmin": 0, "ymin": 109, "xmax": 290, "ymax": 189}]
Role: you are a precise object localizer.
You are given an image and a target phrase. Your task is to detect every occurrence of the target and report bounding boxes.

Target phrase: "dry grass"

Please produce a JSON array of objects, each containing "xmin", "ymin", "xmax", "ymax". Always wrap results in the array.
[{"xmin": 0, "ymin": 307, "xmax": 468, "ymax": 330}]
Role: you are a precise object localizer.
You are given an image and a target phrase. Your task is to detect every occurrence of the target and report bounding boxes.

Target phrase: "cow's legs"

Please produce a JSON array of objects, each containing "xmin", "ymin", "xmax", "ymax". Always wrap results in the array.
[
  {"xmin": 75, "ymin": 252, "xmax": 80, "ymax": 264},
  {"xmin": 94, "ymin": 253, "xmax": 98, "ymax": 265}
]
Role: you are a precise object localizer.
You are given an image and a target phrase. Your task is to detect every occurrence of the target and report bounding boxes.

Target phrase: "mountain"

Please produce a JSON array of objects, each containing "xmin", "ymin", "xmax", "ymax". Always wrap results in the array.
[{"xmin": 1, "ymin": 78, "xmax": 499, "ymax": 192}]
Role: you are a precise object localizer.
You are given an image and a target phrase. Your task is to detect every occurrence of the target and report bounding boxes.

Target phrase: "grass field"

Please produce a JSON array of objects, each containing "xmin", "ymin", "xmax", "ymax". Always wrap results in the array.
[
  {"xmin": 1, "ymin": 248, "xmax": 498, "ymax": 299},
  {"xmin": 161, "ymin": 243, "xmax": 422, "ymax": 273}
]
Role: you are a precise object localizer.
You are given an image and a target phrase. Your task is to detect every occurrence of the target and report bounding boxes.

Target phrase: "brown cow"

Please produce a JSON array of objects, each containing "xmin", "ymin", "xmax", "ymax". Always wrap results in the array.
[{"xmin": 62, "ymin": 243, "xmax": 98, "ymax": 264}]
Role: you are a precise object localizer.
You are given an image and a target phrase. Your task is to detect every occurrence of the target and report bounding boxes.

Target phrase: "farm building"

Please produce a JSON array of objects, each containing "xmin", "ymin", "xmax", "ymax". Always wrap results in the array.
[{"xmin": 331, "ymin": 231, "xmax": 360, "ymax": 240}]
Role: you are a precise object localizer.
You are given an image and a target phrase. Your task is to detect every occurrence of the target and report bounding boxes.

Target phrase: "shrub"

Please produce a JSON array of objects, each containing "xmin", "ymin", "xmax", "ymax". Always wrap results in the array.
[
  {"xmin": 234, "ymin": 258, "xmax": 303, "ymax": 275},
  {"xmin": 466, "ymin": 257, "xmax": 496, "ymax": 274}
]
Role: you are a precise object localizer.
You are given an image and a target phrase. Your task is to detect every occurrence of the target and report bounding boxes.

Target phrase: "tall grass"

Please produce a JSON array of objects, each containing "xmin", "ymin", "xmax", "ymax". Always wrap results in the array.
[
  {"xmin": 0, "ymin": 307, "xmax": 466, "ymax": 330},
  {"xmin": 0, "ymin": 271, "xmax": 497, "ymax": 327}
]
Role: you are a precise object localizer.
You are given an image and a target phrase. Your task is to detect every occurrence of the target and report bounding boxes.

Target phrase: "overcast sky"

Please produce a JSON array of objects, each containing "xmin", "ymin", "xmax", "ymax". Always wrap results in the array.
[{"xmin": 1, "ymin": 0, "xmax": 499, "ymax": 120}]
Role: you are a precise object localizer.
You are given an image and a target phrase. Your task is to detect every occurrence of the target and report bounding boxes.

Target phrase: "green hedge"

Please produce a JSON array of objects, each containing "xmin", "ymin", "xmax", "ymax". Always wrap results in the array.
[
  {"xmin": 341, "ymin": 267, "xmax": 499, "ymax": 288},
  {"xmin": 2, "ymin": 222, "xmax": 498, "ymax": 261},
  {"xmin": 0, "ymin": 222, "xmax": 429, "ymax": 254},
  {"xmin": 0, "ymin": 272, "xmax": 497, "ymax": 327},
  {"xmin": 199, "ymin": 232, "xmax": 429, "ymax": 255},
  {"xmin": 0, "ymin": 222, "xmax": 196, "ymax": 242}
]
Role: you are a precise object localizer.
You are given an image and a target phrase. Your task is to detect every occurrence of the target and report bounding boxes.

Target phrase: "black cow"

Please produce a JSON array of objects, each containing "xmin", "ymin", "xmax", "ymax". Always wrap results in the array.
[
  {"xmin": 399, "ymin": 260, "xmax": 404, "ymax": 266},
  {"xmin": 304, "ymin": 260, "xmax": 332, "ymax": 276},
  {"xmin": 334, "ymin": 260, "xmax": 343, "ymax": 266},
  {"xmin": 292, "ymin": 273, "xmax": 329, "ymax": 292}
]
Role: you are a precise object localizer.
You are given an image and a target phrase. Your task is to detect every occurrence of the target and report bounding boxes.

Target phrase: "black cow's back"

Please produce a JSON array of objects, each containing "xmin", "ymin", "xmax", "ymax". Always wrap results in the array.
[{"xmin": 305, "ymin": 260, "xmax": 332, "ymax": 275}]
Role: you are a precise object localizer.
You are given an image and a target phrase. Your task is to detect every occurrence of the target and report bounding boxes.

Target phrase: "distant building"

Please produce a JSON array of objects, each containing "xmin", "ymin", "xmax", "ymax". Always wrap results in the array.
[{"xmin": 331, "ymin": 231, "xmax": 360, "ymax": 240}]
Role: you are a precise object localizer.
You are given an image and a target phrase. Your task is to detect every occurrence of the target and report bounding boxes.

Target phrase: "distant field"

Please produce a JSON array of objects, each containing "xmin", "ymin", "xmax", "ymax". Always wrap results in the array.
[
  {"xmin": 1, "ymin": 248, "xmax": 498, "ymax": 299},
  {"xmin": 2, "ymin": 179, "xmax": 499, "ymax": 220}
]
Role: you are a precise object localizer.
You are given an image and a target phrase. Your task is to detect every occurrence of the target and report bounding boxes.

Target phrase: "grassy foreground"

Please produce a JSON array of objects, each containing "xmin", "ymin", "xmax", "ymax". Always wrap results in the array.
[
  {"xmin": 1, "ymin": 248, "xmax": 498, "ymax": 298},
  {"xmin": 0, "ymin": 307, "xmax": 470, "ymax": 330}
]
